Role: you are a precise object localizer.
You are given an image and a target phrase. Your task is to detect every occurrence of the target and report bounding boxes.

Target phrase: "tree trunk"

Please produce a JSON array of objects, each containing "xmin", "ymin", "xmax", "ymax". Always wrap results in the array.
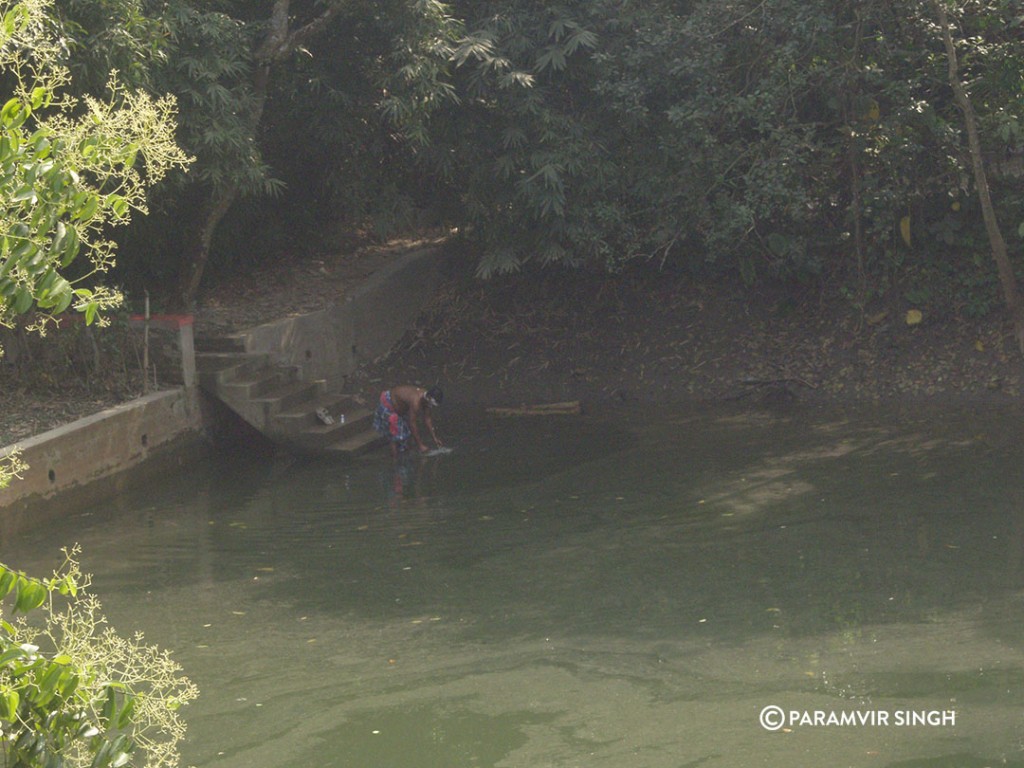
[
  {"xmin": 174, "ymin": 0, "xmax": 344, "ymax": 311},
  {"xmin": 935, "ymin": 0, "xmax": 1024, "ymax": 353},
  {"xmin": 177, "ymin": 188, "xmax": 238, "ymax": 312},
  {"xmin": 846, "ymin": 6, "xmax": 867, "ymax": 312}
]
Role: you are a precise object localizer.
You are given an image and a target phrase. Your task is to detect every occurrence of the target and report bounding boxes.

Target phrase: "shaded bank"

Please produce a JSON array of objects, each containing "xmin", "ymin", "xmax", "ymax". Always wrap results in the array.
[{"xmin": 347, "ymin": 255, "xmax": 1024, "ymax": 409}]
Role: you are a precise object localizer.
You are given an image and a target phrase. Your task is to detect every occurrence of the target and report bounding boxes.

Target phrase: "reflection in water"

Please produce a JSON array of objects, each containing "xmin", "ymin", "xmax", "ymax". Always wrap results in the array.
[
  {"xmin": 2, "ymin": 402, "xmax": 1024, "ymax": 767},
  {"xmin": 381, "ymin": 449, "xmax": 450, "ymax": 507}
]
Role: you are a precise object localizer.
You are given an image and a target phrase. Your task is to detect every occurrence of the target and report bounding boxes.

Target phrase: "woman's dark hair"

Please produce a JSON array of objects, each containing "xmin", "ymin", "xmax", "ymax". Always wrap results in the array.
[{"xmin": 425, "ymin": 386, "xmax": 444, "ymax": 406}]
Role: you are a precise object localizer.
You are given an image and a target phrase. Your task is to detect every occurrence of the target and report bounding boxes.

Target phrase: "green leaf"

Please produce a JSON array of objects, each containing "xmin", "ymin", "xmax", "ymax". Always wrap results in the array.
[
  {"xmin": 11, "ymin": 238, "xmax": 37, "ymax": 263},
  {"xmin": 0, "ymin": 689, "xmax": 19, "ymax": 721},
  {"xmin": 92, "ymin": 737, "xmax": 113, "ymax": 768},
  {"xmin": 123, "ymin": 145, "xmax": 139, "ymax": 169},
  {"xmin": 0, "ymin": 97, "xmax": 26, "ymax": 127},
  {"xmin": 104, "ymin": 734, "xmax": 135, "ymax": 768},
  {"xmin": 29, "ymin": 87, "xmax": 49, "ymax": 111},
  {"xmin": 11, "ymin": 185, "xmax": 36, "ymax": 203},
  {"xmin": 102, "ymin": 686, "xmax": 116, "ymax": 725},
  {"xmin": 0, "ymin": 566, "xmax": 15, "ymax": 598},
  {"xmin": 12, "ymin": 286, "xmax": 33, "ymax": 315},
  {"xmin": 76, "ymin": 721, "xmax": 100, "ymax": 739},
  {"xmin": 115, "ymin": 694, "xmax": 137, "ymax": 729},
  {"xmin": 35, "ymin": 659, "xmax": 66, "ymax": 701},
  {"xmin": 47, "ymin": 278, "xmax": 73, "ymax": 313},
  {"xmin": 2, "ymin": 5, "xmax": 29, "ymax": 37},
  {"xmin": 57, "ymin": 224, "xmax": 80, "ymax": 267},
  {"xmin": 13, "ymin": 579, "xmax": 46, "ymax": 612},
  {"xmin": 30, "ymin": 131, "xmax": 50, "ymax": 159},
  {"xmin": 73, "ymin": 193, "xmax": 99, "ymax": 222},
  {"xmin": 565, "ymin": 28, "xmax": 598, "ymax": 54},
  {"xmin": 107, "ymin": 194, "xmax": 129, "ymax": 219},
  {"xmin": 0, "ymin": 646, "xmax": 29, "ymax": 666},
  {"xmin": 58, "ymin": 670, "xmax": 79, "ymax": 698},
  {"xmin": 80, "ymin": 137, "xmax": 99, "ymax": 159},
  {"xmin": 535, "ymin": 46, "xmax": 567, "ymax": 72},
  {"xmin": 35, "ymin": 267, "xmax": 56, "ymax": 294}
]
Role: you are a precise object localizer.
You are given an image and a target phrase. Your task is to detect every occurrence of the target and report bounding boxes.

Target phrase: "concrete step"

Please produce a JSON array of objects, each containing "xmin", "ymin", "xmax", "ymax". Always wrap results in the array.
[
  {"xmin": 322, "ymin": 428, "xmax": 383, "ymax": 457},
  {"xmin": 195, "ymin": 333, "xmax": 383, "ymax": 458},
  {"xmin": 220, "ymin": 365, "xmax": 301, "ymax": 400},
  {"xmin": 250, "ymin": 379, "xmax": 327, "ymax": 416},
  {"xmin": 273, "ymin": 394, "xmax": 367, "ymax": 430},
  {"xmin": 195, "ymin": 354, "xmax": 275, "ymax": 396},
  {"xmin": 290, "ymin": 408, "xmax": 373, "ymax": 448}
]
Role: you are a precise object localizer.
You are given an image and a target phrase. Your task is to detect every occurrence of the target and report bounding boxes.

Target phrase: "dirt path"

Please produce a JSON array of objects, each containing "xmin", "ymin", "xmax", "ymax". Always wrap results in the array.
[{"xmin": 193, "ymin": 236, "xmax": 445, "ymax": 336}]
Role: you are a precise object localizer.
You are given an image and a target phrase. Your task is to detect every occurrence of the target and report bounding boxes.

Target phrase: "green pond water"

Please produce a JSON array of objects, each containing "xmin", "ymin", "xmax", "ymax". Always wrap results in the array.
[{"xmin": 3, "ymin": 401, "xmax": 1024, "ymax": 767}]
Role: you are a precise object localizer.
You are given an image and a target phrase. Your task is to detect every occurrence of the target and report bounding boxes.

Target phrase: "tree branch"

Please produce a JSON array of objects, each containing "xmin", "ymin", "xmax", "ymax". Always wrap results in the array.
[{"xmin": 255, "ymin": 0, "xmax": 346, "ymax": 64}]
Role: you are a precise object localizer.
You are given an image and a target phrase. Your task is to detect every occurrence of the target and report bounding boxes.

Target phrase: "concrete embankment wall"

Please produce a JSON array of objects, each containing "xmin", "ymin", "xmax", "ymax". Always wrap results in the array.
[
  {"xmin": 0, "ymin": 245, "xmax": 447, "ymax": 517},
  {"xmin": 0, "ymin": 389, "xmax": 203, "ymax": 522}
]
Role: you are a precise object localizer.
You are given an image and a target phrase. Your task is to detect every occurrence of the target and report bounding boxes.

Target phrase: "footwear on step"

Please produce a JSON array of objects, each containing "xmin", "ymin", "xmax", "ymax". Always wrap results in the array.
[{"xmin": 316, "ymin": 407, "xmax": 334, "ymax": 425}]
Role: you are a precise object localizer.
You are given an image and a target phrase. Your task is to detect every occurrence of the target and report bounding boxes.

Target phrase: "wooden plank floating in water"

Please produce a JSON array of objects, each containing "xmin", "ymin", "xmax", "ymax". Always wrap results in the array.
[{"xmin": 486, "ymin": 401, "xmax": 582, "ymax": 417}]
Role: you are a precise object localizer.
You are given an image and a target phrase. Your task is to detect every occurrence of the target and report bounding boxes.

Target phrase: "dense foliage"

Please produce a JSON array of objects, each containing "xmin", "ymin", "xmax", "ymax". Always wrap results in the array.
[
  {"xmin": 0, "ymin": 0, "xmax": 189, "ymax": 334},
  {"xmin": 0, "ymin": 549, "xmax": 197, "ymax": 768},
  {"xmin": 417, "ymin": 0, "xmax": 1024, "ymax": 309},
  {"xmin": 8, "ymin": 0, "xmax": 1024, "ymax": 318}
]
